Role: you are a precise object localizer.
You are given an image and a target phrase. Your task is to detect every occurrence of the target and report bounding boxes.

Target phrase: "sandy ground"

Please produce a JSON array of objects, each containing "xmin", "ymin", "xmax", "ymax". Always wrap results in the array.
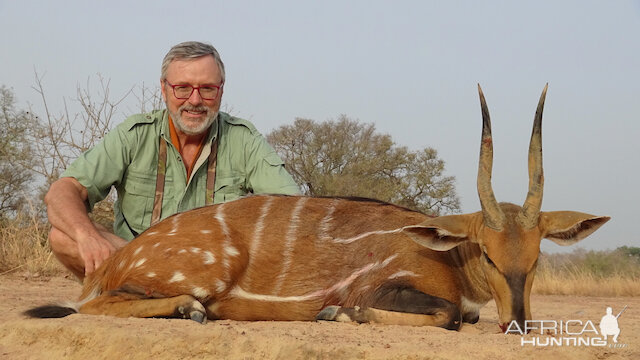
[{"xmin": 0, "ymin": 274, "xmax": 638, "ymax": 360}]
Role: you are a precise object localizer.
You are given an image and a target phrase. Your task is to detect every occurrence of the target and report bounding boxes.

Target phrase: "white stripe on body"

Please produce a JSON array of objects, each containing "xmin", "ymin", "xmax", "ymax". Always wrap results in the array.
[
  {"xmin": 241, "ymin": 197, "xmax": 274, "ymax": 289},
  {"xmin": 273, "ymin": 197, "xmax": 308, "ymax": 295},
  {"xmin": 332, "ymin": 228, "xmax": 405, "ymax": 244},
  {"xmin": 317, "ymin": 199, "xmax": 339, "ymax": 241},
  {"xmin": 387, "ymin": 270, "xmax": 419, "ymax": 280},
  {"xmin": 214, "ymin": 204, "xmax": 233, "ymax": 281}
]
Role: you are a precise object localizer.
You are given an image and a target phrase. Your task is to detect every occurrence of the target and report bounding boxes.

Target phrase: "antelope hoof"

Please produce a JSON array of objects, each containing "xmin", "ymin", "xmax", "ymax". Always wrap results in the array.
[
  {"xmin": 190, "ymin": 310, "xmax": 207, "ymax": 324},
  {"xmin": 316, "ymin": 306, "xmax": 340, "ymax": 321},
  {"xmin": 177, "ymin": 300, "xmax": 207, "ymax": 324}
]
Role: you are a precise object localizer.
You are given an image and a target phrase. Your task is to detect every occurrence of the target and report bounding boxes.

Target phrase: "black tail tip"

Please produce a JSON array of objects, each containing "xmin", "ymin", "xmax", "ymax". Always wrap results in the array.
[{"xmin": 24, "ymin": 305, "xmax": 77, "ymax": 318}]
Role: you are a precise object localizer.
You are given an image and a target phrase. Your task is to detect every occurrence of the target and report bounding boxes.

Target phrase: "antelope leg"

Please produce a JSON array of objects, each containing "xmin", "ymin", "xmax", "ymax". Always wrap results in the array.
[
  {"xmin": 316, "ymin": 286, "xmax": 461, "ymax": 330},
  {"xmin": 79, "ymin": 292, "xmax": 207, "ymax": 323}
]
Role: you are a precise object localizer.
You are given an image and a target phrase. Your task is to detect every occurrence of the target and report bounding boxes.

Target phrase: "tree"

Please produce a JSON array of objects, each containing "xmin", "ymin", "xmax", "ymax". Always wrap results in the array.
[
  {"xmin": 267, "ymin": 116, "xmax": 460, "ymax": 215},
  {"xmin": 0, "ymin": 86, "xmax": 37, "ymax": 218}
]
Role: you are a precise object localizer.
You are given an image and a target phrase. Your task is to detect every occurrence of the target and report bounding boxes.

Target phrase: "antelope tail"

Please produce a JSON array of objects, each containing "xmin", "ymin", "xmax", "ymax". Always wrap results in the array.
[{"xmin": 24, "ymin": 302, "xmax": 79, "ymax": 318}]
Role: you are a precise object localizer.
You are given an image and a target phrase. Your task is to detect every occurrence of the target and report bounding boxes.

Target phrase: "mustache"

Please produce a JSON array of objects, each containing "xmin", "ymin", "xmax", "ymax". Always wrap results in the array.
[{"xmin": 179, "ymin": 104, "xmax": 209, "ymax": 113}]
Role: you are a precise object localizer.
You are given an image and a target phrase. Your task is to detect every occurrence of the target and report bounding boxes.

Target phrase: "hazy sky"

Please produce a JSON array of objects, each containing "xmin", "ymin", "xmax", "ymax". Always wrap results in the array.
[{"xmin": 1, "ymin": 1, "xmax": 638, "ymax": 252}]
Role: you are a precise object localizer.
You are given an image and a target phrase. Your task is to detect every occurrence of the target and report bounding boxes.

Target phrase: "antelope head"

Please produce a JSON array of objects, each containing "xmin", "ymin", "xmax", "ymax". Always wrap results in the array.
[{"xmin": 402, "ymin": 84, "xmax": 610, "ymax": 331}]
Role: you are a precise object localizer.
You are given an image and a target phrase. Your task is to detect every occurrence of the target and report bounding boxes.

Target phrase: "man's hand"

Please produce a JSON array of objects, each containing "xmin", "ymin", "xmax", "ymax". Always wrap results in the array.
[
  {"xmin": 45, "ymin": 177, "xmax": 128, "ymax": 279},
  {"xmin": 77, "ymin": 232, "xmax": 121, "ymax": 275}
]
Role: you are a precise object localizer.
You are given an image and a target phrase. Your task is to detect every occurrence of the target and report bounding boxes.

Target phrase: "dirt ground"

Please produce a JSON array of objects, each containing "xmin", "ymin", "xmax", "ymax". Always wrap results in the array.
[{"xmin": 0, "ymin": 274, "xmax": 637, "ymax": 360}]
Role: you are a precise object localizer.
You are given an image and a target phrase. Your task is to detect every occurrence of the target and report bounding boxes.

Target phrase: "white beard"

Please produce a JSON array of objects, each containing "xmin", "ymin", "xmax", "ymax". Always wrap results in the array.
[{"xmin": 169, "ymin": 102, "xmax": 218, "ymax": 136}]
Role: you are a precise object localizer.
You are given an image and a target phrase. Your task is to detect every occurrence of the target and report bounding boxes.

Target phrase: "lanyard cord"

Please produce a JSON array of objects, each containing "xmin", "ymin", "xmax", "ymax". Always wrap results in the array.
[{"xmin": 151, "ymin": 125, "xmax": 219, "ymax": 226}]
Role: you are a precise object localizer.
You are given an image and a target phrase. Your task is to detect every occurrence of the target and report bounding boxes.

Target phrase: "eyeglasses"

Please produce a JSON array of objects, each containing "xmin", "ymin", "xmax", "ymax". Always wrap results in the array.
[{"xmin": 164, "ymin": 80, "xmax": 223, "ymax": 100}]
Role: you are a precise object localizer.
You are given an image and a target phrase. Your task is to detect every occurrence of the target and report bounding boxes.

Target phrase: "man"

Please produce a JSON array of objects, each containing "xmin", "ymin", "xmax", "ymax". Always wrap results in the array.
[
  {"xmin": 45, "ymin": 41, "xmax": 300, "ymax": 280},
  {"xmin": 599, "ymin": 307, "xmax": 621, "ymax": 343}
]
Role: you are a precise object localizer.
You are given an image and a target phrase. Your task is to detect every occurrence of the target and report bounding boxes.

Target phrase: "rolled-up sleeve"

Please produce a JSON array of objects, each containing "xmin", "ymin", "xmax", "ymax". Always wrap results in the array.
[
  {"xmin": 60, "ymin": 123, "xmax": 132, "ymax": 210},
  {"xmin": 245, "ymin": 134, "xmax": 301, "ymax": 195}
]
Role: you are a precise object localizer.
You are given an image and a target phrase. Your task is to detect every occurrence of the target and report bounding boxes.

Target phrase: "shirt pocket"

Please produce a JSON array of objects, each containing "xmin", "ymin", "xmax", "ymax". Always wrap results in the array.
[
  {"xmin": 263, "ymin": 152, "xmax": 285, "ymax": 167},
  {"xmin": 214, "ymin": 175, "xmax": 246, "ymax": 203},
  {"xmin": 121, "ymin": 171, "xmax": 156, "ymax": 232}
]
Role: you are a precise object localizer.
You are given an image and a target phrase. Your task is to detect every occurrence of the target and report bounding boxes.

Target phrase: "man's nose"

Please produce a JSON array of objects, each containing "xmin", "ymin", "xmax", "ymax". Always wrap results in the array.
[{"xmin": 188, "ymin": 88, "xmax": 203, "ymax": 105}]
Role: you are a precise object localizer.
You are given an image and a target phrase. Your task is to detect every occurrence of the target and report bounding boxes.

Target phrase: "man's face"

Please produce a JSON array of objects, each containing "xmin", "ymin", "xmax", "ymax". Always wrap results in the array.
[{"xmin": 161, "ymin": 55, "xmax": 224, "ymax": 136}]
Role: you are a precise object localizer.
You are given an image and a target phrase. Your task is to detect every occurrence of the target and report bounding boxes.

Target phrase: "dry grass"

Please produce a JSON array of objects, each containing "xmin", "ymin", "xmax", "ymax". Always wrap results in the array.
[
  {"xmin": 0, "ymin": 211, "xmax": 63, "ymax": 276},
  {"xmin": 533, "ymin": 268, "xmax": 640, "ymax": 297},
  {"xmin": 533, "ymin": 249, "xmax": 640, "ymax": 297}
]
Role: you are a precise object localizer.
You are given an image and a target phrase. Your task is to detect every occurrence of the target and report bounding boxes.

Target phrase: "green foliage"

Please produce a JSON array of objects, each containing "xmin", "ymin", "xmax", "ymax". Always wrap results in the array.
[
  {"xmin": 616, "ymin": 246, "xmax": 640, "ymax": 259},
  {"xmin": 267, "ymin": 116, "xmax": 460, "ymax": 215},
  {"xmin": 0, "ymin": 86, "xmax": 38, "ymax": 219}
]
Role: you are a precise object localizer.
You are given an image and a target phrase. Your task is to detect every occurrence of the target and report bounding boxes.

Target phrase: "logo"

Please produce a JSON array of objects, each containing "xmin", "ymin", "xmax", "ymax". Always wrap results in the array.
[{"xmin": 505, "ymin": 306, "xmax": 628, "ymax": 348}]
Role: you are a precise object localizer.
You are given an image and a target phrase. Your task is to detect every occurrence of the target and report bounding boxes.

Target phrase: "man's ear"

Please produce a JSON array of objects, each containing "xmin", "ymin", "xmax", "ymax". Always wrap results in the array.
[
  {"xmin": 401, "ymin": 214, "xmax": 475, "ymax": 251},
  {"xmin": 539, "ymin": 211, "xmax": 611, "ymax": 246},
  {"xmin": 160, "ymin": 79, "xmax": 167, "ymax": 102}
]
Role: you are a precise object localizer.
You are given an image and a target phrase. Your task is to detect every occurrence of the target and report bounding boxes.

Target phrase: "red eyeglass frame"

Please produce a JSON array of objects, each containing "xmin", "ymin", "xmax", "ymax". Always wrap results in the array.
[{"xmin": 164, "ymin": 80, "xmax": 223, "ymax": 100}]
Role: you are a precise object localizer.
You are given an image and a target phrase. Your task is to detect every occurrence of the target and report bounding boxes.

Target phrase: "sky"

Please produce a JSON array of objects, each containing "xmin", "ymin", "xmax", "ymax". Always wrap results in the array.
[{"xmin": 1, "ymin": 1, "xmax": 638, "ymax": 253}]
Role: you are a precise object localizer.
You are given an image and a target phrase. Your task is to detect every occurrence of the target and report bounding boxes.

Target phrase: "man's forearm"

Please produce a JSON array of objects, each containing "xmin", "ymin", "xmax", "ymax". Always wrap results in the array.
[{"xmin": 45, "ymin": 177, "xmax": 101, "ymax": 241}]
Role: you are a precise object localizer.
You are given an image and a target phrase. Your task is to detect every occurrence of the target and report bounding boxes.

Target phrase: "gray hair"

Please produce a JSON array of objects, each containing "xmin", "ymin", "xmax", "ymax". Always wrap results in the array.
[{"xmin": 160, "ymin": 41, "xmax": 225, "ymax": 83}]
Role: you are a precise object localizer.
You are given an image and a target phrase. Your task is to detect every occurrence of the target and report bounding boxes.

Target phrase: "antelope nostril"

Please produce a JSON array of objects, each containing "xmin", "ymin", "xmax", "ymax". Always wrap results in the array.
[{"xmin": 499, "ymin": 323, "xmax": 508, "ymax": 333}]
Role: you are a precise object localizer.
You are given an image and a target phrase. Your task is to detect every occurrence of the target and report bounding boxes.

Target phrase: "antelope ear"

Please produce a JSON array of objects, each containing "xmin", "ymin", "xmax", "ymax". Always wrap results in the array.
[
  {"xmin": 401, "ymin": 214, "xmax": 475, "ymax": 251},
  {"xmin": 539, "ymin": 211, "xmax": 611, "ymax": 246}
]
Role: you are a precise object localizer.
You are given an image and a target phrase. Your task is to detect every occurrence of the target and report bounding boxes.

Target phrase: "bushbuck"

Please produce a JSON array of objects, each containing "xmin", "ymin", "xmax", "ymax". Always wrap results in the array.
[{"xmin": 26, "ymin": 85, "xmax": 609, "ymax": 331}]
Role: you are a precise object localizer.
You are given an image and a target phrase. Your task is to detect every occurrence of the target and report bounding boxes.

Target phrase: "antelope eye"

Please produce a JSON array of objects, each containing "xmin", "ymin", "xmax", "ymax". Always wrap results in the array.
[{"xmin": 483, "ymin": 252, "xmax": 495, "ymax": 267}]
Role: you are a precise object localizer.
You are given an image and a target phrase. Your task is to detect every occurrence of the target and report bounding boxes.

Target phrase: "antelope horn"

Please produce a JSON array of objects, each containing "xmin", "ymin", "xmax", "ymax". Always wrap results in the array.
[
  {"xmin": 517, "ymin": 84, "xmax": 548, "ymax": 229},
  {"xmin": 477, "ymin": 84, "xmax": 505, "ymax": 231}
]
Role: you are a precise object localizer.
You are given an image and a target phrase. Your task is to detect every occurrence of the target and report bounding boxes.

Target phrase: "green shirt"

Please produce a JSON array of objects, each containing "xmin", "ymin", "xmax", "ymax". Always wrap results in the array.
[{"xmin": 62, "ymin": 110, "xmax": 300, "ymax": 240}]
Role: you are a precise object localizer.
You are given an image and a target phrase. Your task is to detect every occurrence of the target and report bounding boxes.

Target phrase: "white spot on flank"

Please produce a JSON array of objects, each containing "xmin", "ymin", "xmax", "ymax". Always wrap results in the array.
[
  {"xmin": 133, "ymin": 246, "xmax": 143, "ymax": 256},
  {"xmin": 200, "ymin": 229, "xmax": 213, "ymax": 234},
  {"xmin": 164, "ymin": 247, "xmax": 172, "ymax": 253},
  {"xmin": 224, "ymin": 245, "xmax": 239, "ymax": 257},
  {"xmin": 191, "ymin": 286, "xmax": 209, "ymax": 299},
  {"xmin": 274, "ymin": 197, "xmax": 308, "ymax": 294},
  {"xmin": 134, "ymin": 258, "xmax": 147, "ymax": 268},
  {"xmin": 169, "ymin": 271, "xmax": 185, "ymax": 283},
  {"xmin": 190, "ymin": 247, "xmax": 201, "ymax": 254},
  {"xmin": 203, "ymin": 251, "xmax": 216, "ymax": 265},
  {"xmin": 178, "ymin": 249, "xmax": 187, "ymax": 254},
  {"xmin": 147, "ymin": 272, "xmax": 156, "ymax": 278},
  {"xmin": 388, "ymin": 270, "xmax": 419, "ymax": 280},
  {"xmin": 146, "ymin": 231, "xmax": 159, "ymax": 236},
  {"xmin": 153, "ymin": 242, "xmax": 160, "ymax": 248},
  {"xmin": 215, "ymin": 279, "xmax": 226, "ymax": 293}
]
